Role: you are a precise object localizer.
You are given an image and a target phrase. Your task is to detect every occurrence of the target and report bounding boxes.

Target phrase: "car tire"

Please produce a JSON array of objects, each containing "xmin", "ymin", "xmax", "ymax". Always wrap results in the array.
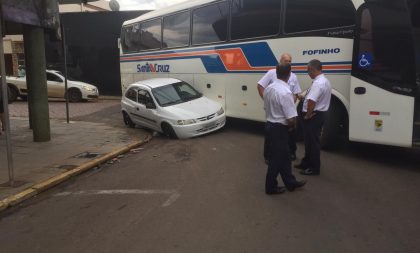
[
  {"xmin": 161, "ymin": 122, "xmax": 178, "ymax": 139},
  {"xmin": 122, "ymin": 111, "xmax": 135, "ymax": 128},
  {"xmin": 7, "ymin": 84, "xmax": 18, "ymax": 103},
  {"xmin": 67, "ymin": 88, "xmax": 82, "ymax": 102}
]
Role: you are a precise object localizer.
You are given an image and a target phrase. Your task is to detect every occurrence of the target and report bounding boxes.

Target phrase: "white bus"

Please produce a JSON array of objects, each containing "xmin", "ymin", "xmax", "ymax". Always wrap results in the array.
[{"xmin": 120, "ymin": 0, "xmax": 420, "ymax": 148}]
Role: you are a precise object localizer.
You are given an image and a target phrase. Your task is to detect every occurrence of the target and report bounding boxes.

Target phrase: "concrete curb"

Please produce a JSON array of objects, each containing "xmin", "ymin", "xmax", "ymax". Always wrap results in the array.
[{"xmin": 0, "ymin": 135, "xmax": 152, "ymax": 212}]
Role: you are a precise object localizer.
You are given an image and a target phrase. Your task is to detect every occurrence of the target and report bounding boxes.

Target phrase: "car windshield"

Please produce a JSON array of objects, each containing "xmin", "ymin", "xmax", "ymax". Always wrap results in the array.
[
  {"xmin": 152, "ymin": 81, "xmax": 202, "ymax": 107},
  {"xmin": 52, "ymin": 71, "xmax": 76, "ymax": 81}
]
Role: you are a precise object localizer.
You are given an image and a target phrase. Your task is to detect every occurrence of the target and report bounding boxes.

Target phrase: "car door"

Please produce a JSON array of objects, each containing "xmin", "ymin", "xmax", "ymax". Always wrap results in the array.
[
  {"xmin": 46, "ymin": 72, "xmax": 65, "ymax": 98},
  {"xmin": 136, "ymin": 88, "xmax": 159, "ymax": 130},
  {"xmin": 123, "ymin": 87, "xmax": 141, "ymax": 125}
]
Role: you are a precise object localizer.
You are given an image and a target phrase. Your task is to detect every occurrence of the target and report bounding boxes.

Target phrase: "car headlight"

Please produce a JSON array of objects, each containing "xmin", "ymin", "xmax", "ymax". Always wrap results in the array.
[
  {"xmin": 82, "ymin": 85, "xmax": 95, "ymax": 92},
  {"xmin": 177, "ymin": 119, "xmax": 196, "ymax": 125},
  {"xmin": 216, "ymin": 107, "xmax": 224, "ymax": 116}
]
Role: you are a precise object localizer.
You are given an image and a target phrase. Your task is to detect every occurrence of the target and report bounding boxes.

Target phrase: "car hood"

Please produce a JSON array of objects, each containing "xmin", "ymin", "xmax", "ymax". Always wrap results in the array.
[
  {"xmin": 68, "ymin": 80, "xmax": 97, "ymax": 89},
  {"xmin": 164, "ymin": 96, "xmax": 222, "ymax": 119}
]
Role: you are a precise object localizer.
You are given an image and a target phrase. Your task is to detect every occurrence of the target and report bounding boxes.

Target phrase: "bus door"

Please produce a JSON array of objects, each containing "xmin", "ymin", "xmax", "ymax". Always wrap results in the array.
[
  {"xmin": 410, "ymin": 0, "xmax": 420, "ymax": 145},
  {"xmin": 349, "ymin": 0, "xmax": 417, "ymax": 147}
]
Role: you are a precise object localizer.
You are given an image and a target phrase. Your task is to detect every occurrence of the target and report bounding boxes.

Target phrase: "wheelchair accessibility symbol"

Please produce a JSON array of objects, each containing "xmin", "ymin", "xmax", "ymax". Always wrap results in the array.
[{"xmin": 358, "ymin": 53, "xmax": 373, "ymax": 69}]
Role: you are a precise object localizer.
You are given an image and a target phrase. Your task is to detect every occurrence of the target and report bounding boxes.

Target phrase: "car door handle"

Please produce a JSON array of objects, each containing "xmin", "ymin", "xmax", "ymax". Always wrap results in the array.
[{"xmin": 354, "ymin": 87, "xmax": 366, "ymax": 95}]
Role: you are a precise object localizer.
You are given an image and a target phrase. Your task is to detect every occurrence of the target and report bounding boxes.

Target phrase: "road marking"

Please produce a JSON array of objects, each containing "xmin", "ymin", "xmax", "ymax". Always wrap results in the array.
[{"xmin": 54, "ymin": 189, "xmax": 180, "ymax": 207}]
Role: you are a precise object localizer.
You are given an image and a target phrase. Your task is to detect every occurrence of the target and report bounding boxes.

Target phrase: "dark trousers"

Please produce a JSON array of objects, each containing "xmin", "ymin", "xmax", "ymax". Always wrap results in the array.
[
  {"xmin": 301, "ymin": 112, "xmax": 325, "ymax": 172},
  {"xmin": 264, "ymin": 122, "xmax": 297, "ymax": 192},
  {"xmin": 264, "ymin": 128, "xmax": 296, "ymax": 161}
]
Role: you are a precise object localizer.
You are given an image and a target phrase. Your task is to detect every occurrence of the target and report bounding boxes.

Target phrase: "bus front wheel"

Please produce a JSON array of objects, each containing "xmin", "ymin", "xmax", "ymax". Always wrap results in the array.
[{"xmin": 320, "ymin": 97, "xmax": 348, "ymax": 150}]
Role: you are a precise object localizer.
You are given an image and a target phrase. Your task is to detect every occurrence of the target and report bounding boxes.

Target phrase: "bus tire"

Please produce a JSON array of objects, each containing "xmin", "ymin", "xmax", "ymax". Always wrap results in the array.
[
  {"xmin": 321, "ymin": 97, "xmax": 347, "ymax": 150},
  {"xmin": 122, "ymin": 111, "xmax": 135, "ymax": 128},
  {"xmin": 161, "ymin": 122, "xmax": 178, "ymax": 139}
]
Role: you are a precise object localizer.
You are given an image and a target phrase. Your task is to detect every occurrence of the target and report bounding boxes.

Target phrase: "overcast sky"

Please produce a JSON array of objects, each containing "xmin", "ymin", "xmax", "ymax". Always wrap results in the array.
[{"xmin": 111, "ymin": 0, "xmax": 188, "ymax": 10}]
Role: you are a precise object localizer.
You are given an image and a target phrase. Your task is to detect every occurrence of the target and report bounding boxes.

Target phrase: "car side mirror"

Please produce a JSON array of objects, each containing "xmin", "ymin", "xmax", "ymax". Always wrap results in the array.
[{"xmin": 146, "ymin": 102, "xmax": 156, "ymax": 109}]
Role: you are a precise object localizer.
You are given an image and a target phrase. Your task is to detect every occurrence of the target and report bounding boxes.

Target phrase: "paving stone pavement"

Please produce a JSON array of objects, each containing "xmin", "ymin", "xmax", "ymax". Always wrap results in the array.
[
  {"xmin": 0, "ymin": 99, "xmax": 150, "ymax": 202},
  {"xmin": 8, "ymin": 99, "xmax": 120, "ymax": 119}
]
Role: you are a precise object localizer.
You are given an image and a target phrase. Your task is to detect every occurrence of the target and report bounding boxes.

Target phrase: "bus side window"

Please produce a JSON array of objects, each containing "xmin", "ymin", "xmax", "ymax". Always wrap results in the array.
[
  {"xmin": 284, "ymin": 0, "xmax": 355, "ymax": 34},
  {"xmin": 192, "ymin": 1, "xmax": 228, "ymax": 45},
  {"xmin": 140, "ymin": 19, "xmax": 162, "ymax": 50},
  {"xmin": 231, "ymin": 0, "xmax": 281, "ymax": 40},
  {"xmin": 163, "ymin": 11, "xmax": 190, "ymax": 48}
]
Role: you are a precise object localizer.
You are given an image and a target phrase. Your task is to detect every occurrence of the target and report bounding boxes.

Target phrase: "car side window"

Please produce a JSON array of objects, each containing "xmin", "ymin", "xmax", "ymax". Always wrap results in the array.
[
  {"xmin": 125, "ymin": 88, "xmax": 138, "ymax": 102},
  {"xmin": 46, "ymin": 73, "xmax": 63, "ymax": 82},
  {"xmin": 137, "ymin": 89, "xmax": 154, "ymax": 105}
]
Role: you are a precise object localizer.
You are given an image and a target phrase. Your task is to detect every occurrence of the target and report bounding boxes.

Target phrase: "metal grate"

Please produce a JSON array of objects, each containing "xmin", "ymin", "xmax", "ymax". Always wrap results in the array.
[{"xmin": 197, "ymin": 113, "xmax": 216, "ymax": 122}]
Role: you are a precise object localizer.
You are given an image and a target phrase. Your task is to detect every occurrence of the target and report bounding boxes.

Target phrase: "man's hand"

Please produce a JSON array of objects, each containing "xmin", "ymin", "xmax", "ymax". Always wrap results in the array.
[
  {"xmin": 287, "ymin": 117, "xmax": 296, "ymax": 130},
  {"xmin": 304, "ymin": 99, "xmax": 316, "ymax": 120},
  {"xmin": 304, "ymin": 112, "xmax": 316, "ymax": 120}
]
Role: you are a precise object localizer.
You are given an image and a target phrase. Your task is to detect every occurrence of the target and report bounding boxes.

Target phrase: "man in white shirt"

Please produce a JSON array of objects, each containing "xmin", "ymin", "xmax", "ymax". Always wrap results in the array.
[
  {"xmin": 258, "ymin": 53, "xmax": 302, "ymax": 161},
  {"xmin": 263, "ymin": 63, "xmax": 306, "ymax": 194},
  {"xmin": 295, "ymin": 59, "xmax": 332, "ymax": 176}
]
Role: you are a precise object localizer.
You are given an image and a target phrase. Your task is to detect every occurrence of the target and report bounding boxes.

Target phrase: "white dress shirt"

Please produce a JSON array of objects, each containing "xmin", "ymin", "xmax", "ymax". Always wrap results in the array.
[
  {"xmin": 264, "ymin": 79, "xmax": 298, "ymax": 125},
  {"xmin": 303, "ymin": 74, "xmax": 332, "ymax": 112},
  {"xmin": 258, "ymin": 69, "xmax": 302, "ymax": 95}
]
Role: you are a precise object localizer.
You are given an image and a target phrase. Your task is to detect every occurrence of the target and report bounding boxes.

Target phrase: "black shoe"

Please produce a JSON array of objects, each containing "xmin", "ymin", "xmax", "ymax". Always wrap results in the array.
[
  {"xmin": 300, "ymin": 168, "xmax": 320, "ymax": 176},
  {"xmin": 287, "ymin": 180, "xmax": 307, "ymax": 192},
  {"xmin": 290, "ymin": 153, "xmax": 297, "ymax": 161},
  {"xmin": 266, "ymin": 187, "xmax": 286, "ymax": 195},
  {"xmin": 294, "ymin": 163, "xmax": 307, "ymax": 170}
]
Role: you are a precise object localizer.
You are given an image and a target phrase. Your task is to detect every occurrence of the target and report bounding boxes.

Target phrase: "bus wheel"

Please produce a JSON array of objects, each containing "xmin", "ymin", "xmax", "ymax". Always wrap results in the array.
[
  {"xmin": 321, "ymin": 98, "xmax": 347, "ymax": 150},
  {"xmin": 122, "ymin": 111, "xmax": 135, "ymax": 128},
  {"xmin": 161, "ymin": 122, "xmax": 178, "ymax": 139}
]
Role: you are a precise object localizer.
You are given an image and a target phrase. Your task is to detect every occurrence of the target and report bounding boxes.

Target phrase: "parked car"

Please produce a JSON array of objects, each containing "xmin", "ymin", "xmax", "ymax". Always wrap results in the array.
[
  {"xmin": 6, "ymin": 70, "xmax": 99, "ymax": 102},
  {"xmin": 121, "ymin": 78, "xmax": 226, "ymax": 139}
]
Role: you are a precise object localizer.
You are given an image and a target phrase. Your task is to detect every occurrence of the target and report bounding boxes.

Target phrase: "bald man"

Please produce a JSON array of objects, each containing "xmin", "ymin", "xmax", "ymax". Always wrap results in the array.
[{"xmin": 258, "ymin": 54, "xmax": 302, "ymax": 162}]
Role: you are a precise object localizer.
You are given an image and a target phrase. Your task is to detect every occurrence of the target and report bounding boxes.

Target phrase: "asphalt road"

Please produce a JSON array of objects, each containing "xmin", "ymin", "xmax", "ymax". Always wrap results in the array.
[{"xmin": 0, "ymin": 104, "xmax": 419, "ymax": 253}]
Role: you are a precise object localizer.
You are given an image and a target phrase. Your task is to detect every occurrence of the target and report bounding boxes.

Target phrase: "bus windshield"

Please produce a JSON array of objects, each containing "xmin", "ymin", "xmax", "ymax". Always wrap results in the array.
[{"xmin": 152, "ymin": 81, "xmax": 202, "ymax": 107}]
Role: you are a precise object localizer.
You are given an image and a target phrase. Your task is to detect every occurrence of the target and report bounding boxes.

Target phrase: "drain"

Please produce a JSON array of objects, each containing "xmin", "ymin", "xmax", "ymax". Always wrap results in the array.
[{"xmin": 74, "ymin": 152, "xmax": 101, "ymax": 159}]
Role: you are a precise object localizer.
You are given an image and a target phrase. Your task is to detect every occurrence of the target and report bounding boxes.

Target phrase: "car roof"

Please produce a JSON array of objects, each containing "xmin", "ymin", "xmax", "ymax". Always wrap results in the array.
[{"xmin": 129, "ymin": 78, "xmax": 182, "ymax": 89}]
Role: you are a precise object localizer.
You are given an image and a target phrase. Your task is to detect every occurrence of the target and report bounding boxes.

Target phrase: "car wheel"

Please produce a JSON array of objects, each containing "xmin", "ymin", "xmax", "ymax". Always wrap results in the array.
[
  {"xmin": 7, "ymin": 85, "xmax": 18, "ymax": 102},
  {"xmin": 67, "ymin": 88, "xmax": 82, "ymax": 102},
  {"xmin": 161, "ymin": 122, "xmax": 178, "ymax": 139},
  {"xmin": 122, "ymin": 111, "xmax": 135, "ymax": 128}
]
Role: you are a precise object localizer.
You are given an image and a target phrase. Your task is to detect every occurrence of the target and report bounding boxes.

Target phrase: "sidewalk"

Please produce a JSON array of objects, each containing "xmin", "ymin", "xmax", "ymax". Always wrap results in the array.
[{"xmin": 0, "ymin": 117, "xmax": 150, "ymax": 205}]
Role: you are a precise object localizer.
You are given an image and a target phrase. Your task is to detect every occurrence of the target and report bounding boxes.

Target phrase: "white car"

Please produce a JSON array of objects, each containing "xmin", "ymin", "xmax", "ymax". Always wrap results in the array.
[
  {"xmin": 121, "ymin": 78, "xmax": 226, "ymax": 139},
  {"xmin": 6, "ymin": 70, "xmax": 99, "ymax": 102}
]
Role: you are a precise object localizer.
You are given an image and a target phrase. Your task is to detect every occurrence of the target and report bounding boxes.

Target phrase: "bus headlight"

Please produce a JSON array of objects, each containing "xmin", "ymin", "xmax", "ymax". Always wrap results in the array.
[
  {"xmin": 177, "ymin": 119, "xmax": 196, "ymax": 125},
  {"xmin": 216, "ymin": 107, "xmax": 224, "ymax": 116}
]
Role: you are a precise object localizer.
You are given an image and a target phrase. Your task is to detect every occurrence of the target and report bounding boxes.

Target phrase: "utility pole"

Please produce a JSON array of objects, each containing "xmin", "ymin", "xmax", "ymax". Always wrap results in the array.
[{"xmin": 23, "ymin": 25, "xmax": 51, "ymax": 142}]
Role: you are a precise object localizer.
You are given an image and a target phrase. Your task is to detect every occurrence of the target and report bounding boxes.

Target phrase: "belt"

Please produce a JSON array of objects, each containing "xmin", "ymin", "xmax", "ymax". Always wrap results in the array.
[{"xmin": 267, "ymin": 121, "xmax": 288, "ymax": 127}]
